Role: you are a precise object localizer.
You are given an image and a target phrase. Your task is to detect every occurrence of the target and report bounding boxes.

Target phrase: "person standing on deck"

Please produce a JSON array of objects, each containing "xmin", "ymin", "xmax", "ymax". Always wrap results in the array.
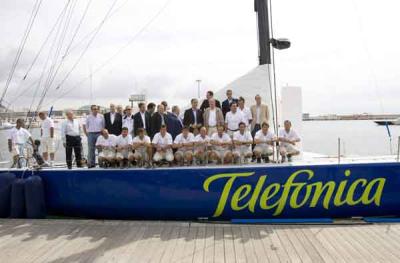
[
  {"xmin": 61, "ymin": 111, "xmax": 83, "ymax": 169},
  {"xmin": 147, "ymin": 102, "xmax": 156, "ymax": 117},
  {"xmin": 38, "ymin": 112, "xmax": 55, "ymax": 166},
  {"xmin": 237, "ymin": 97, "xmax": 253, "ymax": 129},
  {"xmin": 203, "ymin": 98, "xmax": 224, "ymax": 136},
  {"xmin": 149, "ymin": 104, "xmax": 167, "ymax": 139},
  {"xmin": 221, "ymin": 89, "xmax": 238, "ymax": 117},
  {"xmin": 166, "ymin": 105, "xmax": 183, "ymax": 140},
  {"xmin": 183, "ymin": 98, "xmax": 203, "ymax": 135},
  {"xmin": 104, "ymin": 103, "xmax": 123, "ymax": 136},
  {"xmin": 250, "ymin": 94, "xmax": 269, "ymax": 137},
  {"xmin": 278, "ymin": 120, "xmax": 301, "ymax": 162},
  {"xmin": 122, "ymin": 106, "xmax": 134, "ymax": 137},
  {"xmin": 253, "ymin": 122, "xmax": 275, "ymax": 163},
  {"xmin": 83, "ymin": 105, "xmax": 105, "ymax": 168},
  {"xmin": 133, "ymin": 102, "xmax": 151, "ymax": 136},
  {"xmin": 200, "ymin": 91, "xmax": 221, "ymax": 111},
  {"xmin": 116, "ymin": 105, "xmax": 124, "ymax": 116},
  {"xmin": 225, "ymin": 102, "xmax": 246, "ymax": 137},
  {"xmin": 8, "ymin": 119, "xmax": 35, "ymax": 167}
]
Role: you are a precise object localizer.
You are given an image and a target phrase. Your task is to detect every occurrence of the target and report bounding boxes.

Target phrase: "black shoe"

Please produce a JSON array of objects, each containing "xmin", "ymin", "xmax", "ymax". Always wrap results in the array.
[
  {"xmin": 264, "ymin": 156, "xmax": 270, "ymax": 163},
  {"xmin": 257, "ymin": 158, "xmax": 261, "ymax": 164},
  {"xmin": 288, "ymin": 155, "xmax": 292, "ymax": 162},
  {"xmin": 67, "ymin": 166, "xmax": 72, "ymax": 170},
  {"xmin": 281, "ymin": 156, "xmax": 286, "ymax": 163}
]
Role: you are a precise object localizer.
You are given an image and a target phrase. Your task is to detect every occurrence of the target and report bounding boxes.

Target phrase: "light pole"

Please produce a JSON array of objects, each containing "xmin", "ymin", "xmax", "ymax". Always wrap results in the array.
[{"xmin": 196, "ymin": 80, "xmax": 201, "ymax": 99}]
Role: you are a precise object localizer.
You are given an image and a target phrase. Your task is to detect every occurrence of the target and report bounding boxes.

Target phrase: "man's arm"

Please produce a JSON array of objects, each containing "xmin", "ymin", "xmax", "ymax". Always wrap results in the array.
[{"xmin": 8, "ymin": 139, "xmax": 12, "ymax": 152}]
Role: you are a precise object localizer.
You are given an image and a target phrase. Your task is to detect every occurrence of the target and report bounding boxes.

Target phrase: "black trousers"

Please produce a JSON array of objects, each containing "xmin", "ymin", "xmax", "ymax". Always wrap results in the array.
[
  {"xmin": 66, "ymin": 135, "xmax": 82, "ymax": 168},
  {"xmin": 252, "ymin": 124, "xmax": 261, "ymax": 137}
]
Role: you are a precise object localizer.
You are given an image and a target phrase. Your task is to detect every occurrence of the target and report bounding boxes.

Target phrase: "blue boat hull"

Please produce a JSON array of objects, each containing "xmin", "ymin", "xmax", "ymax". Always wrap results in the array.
[{"xmin": 6, "ymin": 162, "xmax": 400, "ymax": 220}]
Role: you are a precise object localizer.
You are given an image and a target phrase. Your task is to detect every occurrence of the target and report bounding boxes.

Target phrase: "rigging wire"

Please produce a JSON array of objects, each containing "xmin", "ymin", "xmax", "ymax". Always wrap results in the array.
[
  {"xmin": 46, "ymin": 0, "xmax": 173, "ymax": 107},
  {"xmin": 0, "ymin": 0, "xmax": 43, "ymax": 107},
  {"xmin": 52, "ymin": 0, "xmax": 120, "ymax": 92}
]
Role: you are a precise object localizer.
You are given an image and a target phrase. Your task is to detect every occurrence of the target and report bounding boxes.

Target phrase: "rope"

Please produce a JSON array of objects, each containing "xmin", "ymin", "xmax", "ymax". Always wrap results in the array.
[{"xmin": 0, "ymin": 0, "xmax": 43, "ymax": 107}]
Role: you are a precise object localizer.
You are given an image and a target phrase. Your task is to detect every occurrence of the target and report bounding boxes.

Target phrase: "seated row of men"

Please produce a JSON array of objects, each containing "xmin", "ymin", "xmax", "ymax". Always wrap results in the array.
[{"xmin": 95, "ymin": 120, "xmax": 300, "ymax": 168}]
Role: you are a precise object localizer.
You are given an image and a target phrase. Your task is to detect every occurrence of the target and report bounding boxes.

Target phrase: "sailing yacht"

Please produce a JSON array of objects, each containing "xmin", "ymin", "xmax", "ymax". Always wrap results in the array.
[{"xmin": 1, "ymin": 0, "xmax": 400, "ymax": 220}]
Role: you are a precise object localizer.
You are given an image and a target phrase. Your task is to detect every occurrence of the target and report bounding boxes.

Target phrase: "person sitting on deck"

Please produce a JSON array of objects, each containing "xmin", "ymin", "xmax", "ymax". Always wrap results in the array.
[
  {"xmin": 96, "ymin": 129, "xmax": 117, "ymax": 167},
  {"xmin": 253, "ymin": 122, "xmax": 275, "ymax": 163},
  {"xmin": 115, "ymin": 127, "xmax": 133, "ymax": 168},
  {"xmin": 8, "ymin": 118, "xmax": 35, "ymax": 167},
  {"xmin": 278, "ymin": 120, "xmax": 301, "ymax": 162},
  {"xmin": 173, "ymin": 126, "xmax": 195, "ymax": 166},
  {"xmin": 210, "ymin": 125, "xmax": 233, "ymax": 164},
  {"xmin": 193, "ymin": 127, "xmax": 211, "ymax": 165},
  {"xmin": 132, "ymin": 128, "xmax": 152, "ymax": 167},
  {"xmin": 152, "ymin": 125, "xmax": 174, "ymax": 166},
  {"xmin": 232, "ymin": 122, "xmax": 253, "ymax": 164}
]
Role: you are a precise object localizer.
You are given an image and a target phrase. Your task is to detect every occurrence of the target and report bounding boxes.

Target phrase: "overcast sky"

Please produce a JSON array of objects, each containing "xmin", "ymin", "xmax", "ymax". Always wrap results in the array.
[{"xmin": 0, "ymin": 0, "xmax": 399, "ymax": 114}]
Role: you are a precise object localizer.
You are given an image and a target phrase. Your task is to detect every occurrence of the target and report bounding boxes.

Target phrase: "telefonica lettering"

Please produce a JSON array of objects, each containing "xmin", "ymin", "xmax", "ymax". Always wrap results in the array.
[{"xmin": 203, "ymin": 169, "xmax": 386, "ymax": 217}]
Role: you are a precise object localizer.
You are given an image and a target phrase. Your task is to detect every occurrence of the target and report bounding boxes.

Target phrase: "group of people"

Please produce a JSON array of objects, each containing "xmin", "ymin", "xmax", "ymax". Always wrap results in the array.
[{"xmin": 6, "ymin": 89, "xmax": 301, "ymax": 169}]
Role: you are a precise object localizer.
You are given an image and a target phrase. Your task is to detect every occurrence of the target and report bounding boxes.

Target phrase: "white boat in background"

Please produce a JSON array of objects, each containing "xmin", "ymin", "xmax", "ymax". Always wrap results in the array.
[
  {"xmin": 0, "ymin": 120, "xmax": 14, "ymax": 130},
  {"xmin": 374, "ymin": 118, "xmax": 400, "ymax": 126}
]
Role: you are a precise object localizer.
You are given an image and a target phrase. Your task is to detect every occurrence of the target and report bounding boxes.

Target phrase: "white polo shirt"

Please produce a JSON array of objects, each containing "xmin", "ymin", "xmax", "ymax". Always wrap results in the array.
[
  {"xmin": 41, "ymin": 117, "xmax": 54, "ymax": 138},
  {"xmin": 238, "ymin": 107, "xmax": 252, "ymax": 126},
  {"xmin": 233, "ymin": 130, "xmax": 253, "ymax": 151},
  {"xmin": 278, "ymin": 129, "xmax": 300, "ymax": 147},
  {"xmin": 174, "ymin": 133, "xmax": 195, "ymax": 151},
  {"xmin": 116, "ymin": 134, "xmax": 132, "ymax": 147},
  {"xmin": 255, "ymin": 130, "xmax": 275, "ymax": 146},
  {"xmin": 211, "ymin": 132, "xmax": 232, "ymax": 151},
  {"xmin": 225, "ymin": 111, "xmax": 245, "ymax": 131},
  {"xmin": 96, "ymin": 134, "xmax": 117, "ymax": 147},
  {"xmin": 152, "ymin": 132, "xmax": 173, "ymax": 148},
  {"xmin": 8, "ymin": 127, "xmax": 31, "ymax": 144}
]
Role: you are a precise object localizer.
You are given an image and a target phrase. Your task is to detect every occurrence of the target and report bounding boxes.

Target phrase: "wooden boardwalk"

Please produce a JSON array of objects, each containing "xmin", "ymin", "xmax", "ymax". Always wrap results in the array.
[{"xmin": 0, "ymin": 219, "xmax": 400, "ymax": 262}]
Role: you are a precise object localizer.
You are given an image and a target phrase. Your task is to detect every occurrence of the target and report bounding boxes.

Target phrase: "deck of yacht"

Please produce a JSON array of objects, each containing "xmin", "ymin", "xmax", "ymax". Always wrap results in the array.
[{"xmin": 1, "ymin": 219, "xmax": 400, "ymax": 262}]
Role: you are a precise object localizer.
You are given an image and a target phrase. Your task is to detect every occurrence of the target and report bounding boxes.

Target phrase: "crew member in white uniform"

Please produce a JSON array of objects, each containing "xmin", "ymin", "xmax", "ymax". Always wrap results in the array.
[
  {"xmin": 232, "ymin": 122, "xmax": 253, "ymax": 164},
  {"xmin": 96, "ymin": 129, "xmax": 117, "ymax": 167},
  {"xmin": 254, "ymin": 122, "xmax": 276, "ymax": 163},
  {"xmin": 225, "ymin": 102, "xmax": 246, "ymax": 137},
  {"xmin": 132, "ymin": 128, "xmax": 152, "ymax": 167},
  {"xmin": 39, "ymin": 112, "xmax": 55, "ymax": 165},
  {"xmin": 210, "ymin": 125, "xmax": 233, "ymax": 164},
  {"xmin": 278, "ymin": 120, "xmax": 301, "ymax": 162},
  {"xmin": 152, "ymin": 125, "xmax": 174, "ymax": 165},
  {"xmin": 237, "ymin": 97, "xmax": 252, "ymax": 129},
  {"xmin": 7, "ymin": 119, "xmax": 35, "ymax": 166},
  {"xmin": 193, "ymin": 127, "xmax": 211, "ymax": 165},
  {"xmin": 122, "ymin": 106, "xmax": 134, "ymax": 136},
  {"xmin": 115, "ymin": 127, "xmax": 133, "ymax": 168},
  {"xmin": 173, "ymin": 126, "xmax": 195, "ymax": 165}
]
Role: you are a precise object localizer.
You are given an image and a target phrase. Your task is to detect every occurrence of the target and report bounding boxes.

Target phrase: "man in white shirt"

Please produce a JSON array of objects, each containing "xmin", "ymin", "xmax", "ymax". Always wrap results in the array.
[
  {"xmin": 132, "ymin": 128, "xmax": 152, "ymax": 167},
  {"xmin": 173, "ymin": 126, "xmax": 195, "ymax": 165},
  {"xmin": 232, "ymin": 122, "xmax": 253, "ymax": 164},
  {"xmin": 193, "ymin": 127, "xmax": 211, "ymax": 165},
  {"xmin": 122, "ymin": 106, "xmax": 134, "ymax": 136},
  {"xmin": 83, "ymin": 105, "xmax": 105, "ymax": 168},
  {"xmin": 237, "ymin": 97, "xmax": 252, "ymax": 128},
  {"xmin": 152, "ymin": 125, "xmax": 174, "ymax": 165},
  {"xmin": 96, "ymin": 129, "xmax": 117, "ymax": 167},
  {"xmin": 210, "ymin": 125, "xmax": 233, "ymax": 164},
  {"xmin": 278, "ymin": 120, "xmax": 301, "ymax": 162},
  {"xmin": 254, "ymin": 122, "xmax": 276, "ymax": 163},
  {"xmin": 115, "ymin": 127, "xmax": 133, "ymax": 168},
  {"xmin": 8, "ymin": 119, "xmax": 35, "ymax": 167},
  {"xmin": 61, "ymin": 111, "xmax": 82, "ymax": 169},
  {"xmin": 225, "ymin": 102, "xmax": 246, "ymax": 137},
  {"xmin": 38, "ymin": 112, "xmax": 55, "ymax": 165}
]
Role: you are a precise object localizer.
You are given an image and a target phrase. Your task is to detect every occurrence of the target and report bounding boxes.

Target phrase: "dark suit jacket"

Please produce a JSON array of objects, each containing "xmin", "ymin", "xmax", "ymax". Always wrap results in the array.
[
  {"xmin": 183, "ymin": 108, "xmax": 203, "ymax": 128},
  {"xmin": 104, "ymin": 112, "xmax": 122, "ymax": 135},
  {"xmin": 133, "ymin": 111, "xmax": 151, "ymax": 136},
  {"xmin": 166, "ymin": 113, "xmax": 183, "ymax": 140},
  {"xmin": 200, "ymin": 99, "xmax": 221, "ymax": 112},
  {"xmin": 150, "ymin": 112, "xmax": 167, "ymax": 139},
  {"xmin": 222, "ymin": 98, "xmax": 239, "ymax": 117}
]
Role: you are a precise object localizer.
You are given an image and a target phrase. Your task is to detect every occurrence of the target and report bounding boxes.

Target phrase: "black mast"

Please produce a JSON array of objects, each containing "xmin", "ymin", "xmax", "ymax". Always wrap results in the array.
[{"xmin": 255, "ymin": 0, "xmax": 271, "ymax": 65}]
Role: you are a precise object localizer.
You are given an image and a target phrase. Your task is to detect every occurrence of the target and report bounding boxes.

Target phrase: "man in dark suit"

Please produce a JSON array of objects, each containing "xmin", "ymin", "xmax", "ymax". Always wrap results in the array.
[
  {"xmin": 200, "ymin": 91, "xmax": 221, "ymax": 111},
  {"xmin": 166, "ymin": 105, "xmax": 183, "ymax": 140},
  {"xmin": 133, "ymin": 102, "xmax": 151, "ymax": 136},
  {"xmin": 183, "ymin": 98, "xmax": 203, "ymax": 135},
  {"xmin": 221, "ymin": 89, "xmax": 238, "ymax": 117},
  {"xmin": 104, "ymin": 103, "xmax": 122, "ymax": 136},
  {"xmin": 150, "ymin": 104, "xmax": 168, "ymax": 139}
]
